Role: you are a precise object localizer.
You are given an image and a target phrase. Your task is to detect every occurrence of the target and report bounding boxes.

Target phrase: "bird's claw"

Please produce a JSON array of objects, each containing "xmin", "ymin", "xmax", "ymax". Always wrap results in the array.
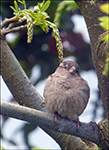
[
  {"xmin": 53, "ymin": 112, "xmax": 60, "ymax": 122},
  {"xmin": 75, "ymin": 118, "xmax": 81, "ymax": 129}
]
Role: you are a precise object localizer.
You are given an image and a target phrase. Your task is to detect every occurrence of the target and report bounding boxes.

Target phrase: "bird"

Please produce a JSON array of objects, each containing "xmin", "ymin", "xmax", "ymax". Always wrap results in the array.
[{"xmin": 43, "ymin": 61, "xmax": 90, "ymax": 127}]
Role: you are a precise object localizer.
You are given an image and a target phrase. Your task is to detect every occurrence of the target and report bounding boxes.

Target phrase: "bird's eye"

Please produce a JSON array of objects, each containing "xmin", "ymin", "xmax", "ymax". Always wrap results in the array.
[
  {"xmin": 64, "ymin": 64, "xmax": 69, "ymax": 69},
  {"xmin": 64, "ymin": 66, "xmax": 67, "ymax": 69}
]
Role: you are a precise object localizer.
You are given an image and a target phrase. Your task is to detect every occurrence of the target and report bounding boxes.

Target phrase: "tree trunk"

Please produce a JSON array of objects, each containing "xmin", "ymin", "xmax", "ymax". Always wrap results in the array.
[{"xmin": 75, "ymin": 0, "xmax": 109, "ymax": 120}]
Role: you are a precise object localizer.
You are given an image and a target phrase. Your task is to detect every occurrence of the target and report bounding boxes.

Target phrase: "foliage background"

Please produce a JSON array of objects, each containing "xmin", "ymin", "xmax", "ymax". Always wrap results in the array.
[{"xmin": 0, "ymin": 1, "xmax": 104, "ymax": 149}]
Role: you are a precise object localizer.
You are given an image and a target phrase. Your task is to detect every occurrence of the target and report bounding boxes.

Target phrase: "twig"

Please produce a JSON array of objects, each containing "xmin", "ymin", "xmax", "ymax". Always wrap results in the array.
[
  {"xmin": 0, "ymin": 16, "xmax": 19, "ymax": 29},
  {"xmin": 4, "ymin": 25, "xmax": 27, "ymax": 35},
  {"xmin": 7, "ymin": 17, "xmax": 27, "ymax": 29}
]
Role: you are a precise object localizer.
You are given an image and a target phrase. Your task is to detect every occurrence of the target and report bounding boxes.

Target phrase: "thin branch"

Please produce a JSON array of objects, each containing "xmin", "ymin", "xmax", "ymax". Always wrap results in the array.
[
  {"xmin": 0, "ymin": 101, "xmax": 100, "ymax": 145},
  {"xmin": 0, "ymin": 16, "xmax": 19, "ymax": 29},
  {"xmin": 4, "ymin": 25, "xmax": 27, "ymax": 35},
  {"xmin": 0, "ymin": 16, "xmax": 27, "ymax": 36},
  {"xmin": 7, "ymin": 17, "xmax": 27, "ymax": 29}
]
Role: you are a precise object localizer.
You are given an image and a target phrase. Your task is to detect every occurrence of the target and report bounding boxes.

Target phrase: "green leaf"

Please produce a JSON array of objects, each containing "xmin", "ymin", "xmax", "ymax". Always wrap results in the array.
[
  {"xmin": 100, "ymin": 3, "xmax": 109, "ymax": 15},
  {"xmin": 40, "ymin": 22, "xmax": 49, "ymax": 33},
  {"xmin": 14, "ymin": 0, "xmax": 19, "ymax": 12},
  {"xmin": 9, "ymin": 0, "xmax": 63, "ymax": 53},
  {"xmin": 17, "ymin": 0, "xmax": 25, "ymax": 5},
  {"xmin": 102, "ymin": 33, "xmax": 109, "ymax": 43},
  {"xmin": 38, "ymin": 2, "xmax": 43, "ymax": 11},
  {"xmin": 41, "ymin": 12, "xmax": 49, "ymax": 19},
  {"xmin": 10, "ymin": 6, "xmax": 16, "ymax": 12},
  {"xmin": 103, "ymin": 53, "xmax": 109, "ymax": 76},
  {"xmin": 34, "ymin": 5, "xmax": 40, "ymax": 12},
  {"xmin": 66, "ymin": 1, "xmax": 79, "ymax": 11},
  {"xmin": 99, "ymin": 16, "xmax": 109, "ymax": 31},
  {"xmin": 99, "ymin": 16, "xmax": 109, "ymax": 22},
  {"xmin": 41, "ymin": 0, "xmax": 51, "ymax": 12}
]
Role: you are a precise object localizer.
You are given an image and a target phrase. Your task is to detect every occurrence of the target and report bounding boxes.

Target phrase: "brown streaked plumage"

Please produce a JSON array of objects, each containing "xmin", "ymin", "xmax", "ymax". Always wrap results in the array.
[{"xmin": 43, "ymin": 61, "xmax": 90, "ymax": 124}]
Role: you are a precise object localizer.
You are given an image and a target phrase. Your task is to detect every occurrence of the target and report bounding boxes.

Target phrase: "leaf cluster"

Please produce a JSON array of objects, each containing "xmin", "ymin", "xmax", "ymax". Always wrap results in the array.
[
  {"xmin": 98, "ymin": 3, "xmax": 109, "ymax": 77},
  {"xmin": 99, "ymin": 3, "xmax": 109, "ymax": 43},
  {"xmin": 54, "ymin": 0, "xmax": 79, "ymax": 27},
  {"xmin": 10, "ymin": 0, "xmax": 63, "ymax": 62}
]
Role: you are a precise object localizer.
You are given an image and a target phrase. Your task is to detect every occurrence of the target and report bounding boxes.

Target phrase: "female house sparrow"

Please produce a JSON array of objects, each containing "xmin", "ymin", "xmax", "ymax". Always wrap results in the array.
[{"xmin": 43, "ymin": 61, "xmax": 90, "ymax": 124}]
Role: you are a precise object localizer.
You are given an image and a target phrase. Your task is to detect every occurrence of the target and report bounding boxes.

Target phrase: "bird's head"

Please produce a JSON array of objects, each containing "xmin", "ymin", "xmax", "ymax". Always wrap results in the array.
[{"xmin": 58, "ymin": 61, "xmax": 80, "ymax": 76}]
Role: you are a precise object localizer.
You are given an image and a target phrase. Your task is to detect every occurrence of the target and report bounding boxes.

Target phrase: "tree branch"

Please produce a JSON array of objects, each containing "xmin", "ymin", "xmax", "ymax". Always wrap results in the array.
[
  {"xmin": 0, "ymin": 37, "xmax": 45, "ymax": 111},
  {"xmin": 0, "ymin": 16, "xmax": 27, "ymax": 29},
  {"xmin": 3, "ymin": 25, "xmax": 27, "ymax": 35},
  {"xmin": 1, "ymin": 16, "xmax": 27, "ymax": 35},
  {"xmin": 0, "ymin": 16, "xmax": 19, "ymax": 29},
  {"xmin": 0, "ymin": 101, "xmax": 100, "ymax": 145}
]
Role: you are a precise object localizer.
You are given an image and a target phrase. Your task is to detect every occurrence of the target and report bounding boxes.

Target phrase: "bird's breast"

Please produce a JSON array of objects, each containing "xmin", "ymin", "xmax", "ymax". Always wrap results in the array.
[{"xmin": 44, "ymin": 73, "xmax": 90, "ymax": 121}]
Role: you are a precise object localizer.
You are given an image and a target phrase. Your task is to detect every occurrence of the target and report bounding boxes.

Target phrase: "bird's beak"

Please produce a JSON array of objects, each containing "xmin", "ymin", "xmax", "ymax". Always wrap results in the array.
[{"xmin": 69, "ymin": 67, "xmax": 76, "ymax": 74}]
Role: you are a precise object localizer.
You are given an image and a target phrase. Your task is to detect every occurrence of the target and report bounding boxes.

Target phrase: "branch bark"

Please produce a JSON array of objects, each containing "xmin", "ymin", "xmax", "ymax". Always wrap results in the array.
[
  {"xmin": 73, "ymin": 1, "xmax": 109, "ymax": 149},
  {"xmin": 75, "ymin": 0, "xmax": 109, "ymax": 120},
  {"xmin": 0, "ymin": 101, "xmax": 100, "ymax": 145}
]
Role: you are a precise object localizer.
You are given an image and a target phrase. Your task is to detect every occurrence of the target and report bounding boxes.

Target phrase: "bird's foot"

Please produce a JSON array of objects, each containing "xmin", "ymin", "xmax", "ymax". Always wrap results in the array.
[
  {"xmin": 75, "ymin": 118, "xmax": 81, "ymax": 129},
  {"xmin": 53, "ymin": 112, "xmax": 60, "ymax": 122}
]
